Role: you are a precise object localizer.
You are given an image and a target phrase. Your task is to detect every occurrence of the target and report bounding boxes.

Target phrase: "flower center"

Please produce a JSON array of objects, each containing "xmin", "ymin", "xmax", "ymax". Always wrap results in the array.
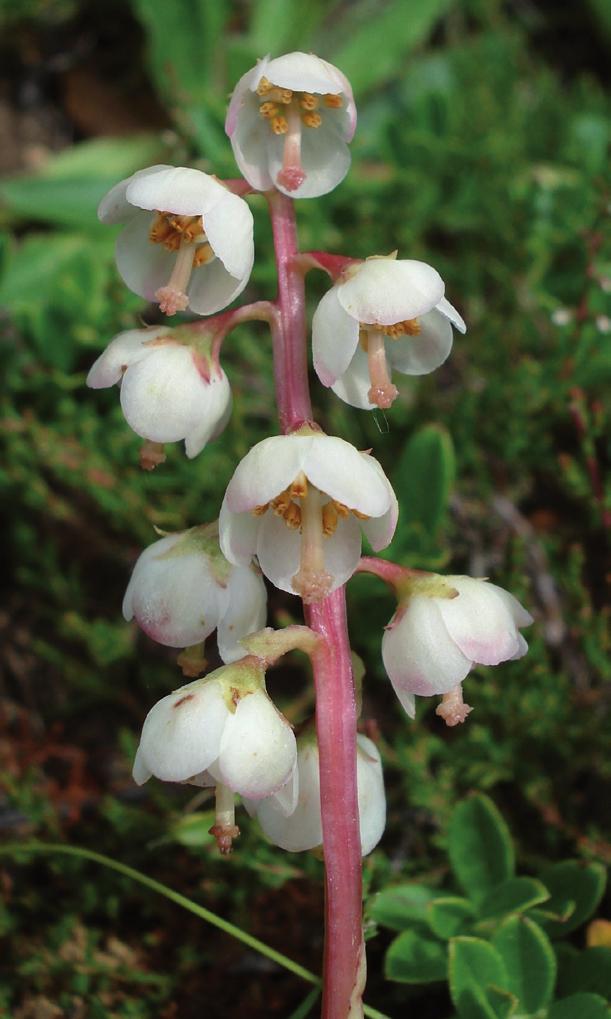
[
  {"xmin": 358, "ymin": 319, "xmax": 420, "ymax": 409},
  {"xmin": 253, "ymin": 472, "xmax": 368, "ymax": 603},
  {"xmin": 256, "ymin": 77, "xmax": 344, "ymax": 193},
  {"xmin": 149, "ymin": 211, "xmax": 214, "ymax": 316}
]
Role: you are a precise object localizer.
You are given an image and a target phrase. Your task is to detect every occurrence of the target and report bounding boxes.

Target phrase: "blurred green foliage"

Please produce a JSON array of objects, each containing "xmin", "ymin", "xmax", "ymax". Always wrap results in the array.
[{"xmin": 0, "ymin": 0, "xmax": 609, "ymax": 1015}]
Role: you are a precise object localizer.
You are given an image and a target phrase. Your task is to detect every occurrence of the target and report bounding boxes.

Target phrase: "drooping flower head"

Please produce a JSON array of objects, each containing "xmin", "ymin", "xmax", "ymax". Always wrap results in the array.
[
  {"xmin": 219, "ymin": 426, "xmax": 397, "ymax": 604},
  {"xmin": 381, "ymin": 572, "xmax": 533, "ymax": 723},
  {"xmin": 247, "ymin": 730, "xmax": 386, "ymax": 856},
  {"xmin": 133, "ymin": 657, "xmax": 296, "ymax": 802},
  {"xmin": 122, "ymin": 522, "xmax": 267, "ymax": 663},
  {"xmin": 226, "ymin": 52, "xmax": 356, "ymax": 199},
  {"xmin": 312, "ymin": 254, "xmax": 466, "ymax": 410},
  {"xmin": 98, "ymin": 165, "xmax": 254, "ymax": 316},
  {"xmin": 87, "ymin": 325, "xmax": 232, "ymax": 460}
]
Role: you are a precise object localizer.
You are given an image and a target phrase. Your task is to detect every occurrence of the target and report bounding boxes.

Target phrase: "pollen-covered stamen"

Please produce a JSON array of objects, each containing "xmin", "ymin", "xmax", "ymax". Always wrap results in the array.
[
  {"xmin": 192, "ymin": 242, "xmax": 214, "ymax": 267},
  {"xmin": 384, "ymin": 318, "xmax": 421, "ymax": 338},
  {"xmin": 302, "ymin": 112, "xmax": 322, "ymax": 129},
  {"xmin": 276, "ymin": 102, "xmax": 306, "ymax": 192},
  {"xmin": 292, "ymin": 484, "xmax": 332, "ymax": 604},
  {"xmin": 323, "ymin": 93, "xmax": 343, "ymax": 108},
  {"xmin": 209, "ymin": 782, "xmax": 240, "ymax": 856},
  {"xmin": 364, "ymin": 329, "xmax": 399, "ymax": 409},
  {"xmin": 149, "ymin": 212, "xmax": 204, "ymax": 252},
  {"xmin": 300, "ymin": 93, "xmax": 319, "ymax": 111}
]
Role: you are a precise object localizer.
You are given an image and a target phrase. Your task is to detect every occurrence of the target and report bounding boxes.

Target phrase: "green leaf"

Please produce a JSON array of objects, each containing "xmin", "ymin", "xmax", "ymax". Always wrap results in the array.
[
  {"xmin": 492, "ymin": 915, "xmax": 556, "ymax": 1013},
  {"xmin": 249, "ymin": 0, "xmax": 328, "ymax": 53},
  {"xmin": 428, "ymin": 897, "xmax": 476, "ymax": 939},
  {"xmin": 558, "ymin": 947, "xmax": 611, "ymax": 1000},
  {"xmin": 395, "ymin": 423, "xmax": 456, "ymax": 534},
  {"xmin": 369, "ymin": 883, "xmax": 438, "ymax": 931},
  {"xmin": 448, "ymin": 795, "xmax": 515, "ymax": 904},
  {"xmin": 171, "ymin": 812, "xmax": 215, "ymax": 848},
  {"xmin": 449, "ymin": 937, "xmax": 510, "ymax": 1019},
  {"xmin": 533, "ymin": 861, "xmax": 607, "ymax": 938},
  {"xmin": 385, "ymin": 930, "xmax": 447, "ymax": 983},
  {"xmin": 330, "ymin": 0, "xmax": 452, "ymax": 93},
  {"xmin": 548, "ymin": 994, "xmax": 611, "ymax": 1019},
  {"xmin": 478, "ymin": 877, "xmax": 550, "ymax": 920}
]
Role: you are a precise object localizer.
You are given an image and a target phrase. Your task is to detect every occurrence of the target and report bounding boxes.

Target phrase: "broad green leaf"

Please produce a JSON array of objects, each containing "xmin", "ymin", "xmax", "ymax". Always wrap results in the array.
[
  {"xmin": 449, "ymin": 937, "xmax": 510, "ymax": 1019},
  {"xmin": 394, "ymin": 423, "xmax": 456, "ymax": 534},
  {"xmin": 492, "ymin": 915, "xmax": 556, "ymax": 1013},
  {"xmin": 478, "ymin": 877, "xmax": 550, "ymax": 920},
  {"xmin": 249, "ymin": 0, "xmax": 328, "ymax": 53},
  {"xmin": 557, "ymin": 947, "xmax": 611, "ymax": 1000},
  {"xmin": 331, "ymin": 0, "xmax": 452, "ymax": 93},
  {"xmin": 533, "ymin": 861, "xmax": 607, "ymax": 938},
  {"xmin": 448, "ymin": 795, "xmax": 515, "ymax": 904},
  {"xmin": 369, "ymin": 883, "xmax": 438, "ymax": 931},
  {"xmin": 548, "ymin": 994, "xmax": 611, "ymax": 1019},
  {"xmin": 385, "ymin": 930, "xmax": 447, "ymax": 983},
  {"xmin": 428, "ymin": 897, "xmax": 476, "ymax": 939}
]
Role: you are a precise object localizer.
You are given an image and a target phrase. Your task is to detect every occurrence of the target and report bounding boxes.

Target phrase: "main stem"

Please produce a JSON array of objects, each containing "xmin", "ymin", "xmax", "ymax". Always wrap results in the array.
[{"xmin": 267, "ymin": 190, "xmax": 364, "ymax": 1019}]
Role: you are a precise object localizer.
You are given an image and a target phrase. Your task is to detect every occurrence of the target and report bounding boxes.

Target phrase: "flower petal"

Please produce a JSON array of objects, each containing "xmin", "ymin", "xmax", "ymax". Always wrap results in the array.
[
  {"xmin": 125, "ymin": 165, "xmax": 227, "ymax": 217},
  {"xmin": 254, "ymin": 741, "xmax": 323, "ymax": 851},
  {"xmin": 436, "ymin": 577, "xmax": 530, "ymax": 666},
  {"xmin": 388, "ymin": 308, "xmax": 453, "ymax": 376},
  {"xmin": 137, "ymin": 680, "xmax": 229, "ymax": 782},
  {"xmin": 229, "ymin": 94, "xmax": 275, "ymax": 192},
  {"xmin": 119, "ymin": 345, "xmax": 206, "ymax": 443},
  {"xmin": 437, "ymin": 295, "xmax": 466, "ymax": 334},
  {"xmin": 115, "ymin": 212, "xmax": 176, "ymax": 302},
  {"xmin": 86, "ymin": 327, "xmax": 168, "ymax": 389},
  {"xmin": 337, "ymin": 259, "xmax": 445, "ymax": 325},
  {"xmin": 255, "ymin": 511, "xmax": 301, "ymax": 594},
  {"xmin": 225, "ymin": 435, "xmax": 310, "ymax": 512},
  {"xmin": 356, "ymin": 735, "xmax": 386, "ymax": 856},
  {"xmin": 304, "ymin": 437, "xmax": 393, "ymax": 518},
  {"xmin": 216, "ymin": 691, "xmax": 296, "ymax": 798},
  {"xmin": 267, "ymin": 118, "xmax": 351, "ymax": 199},
  {"xmin": 360, "ymin": 458, "xmax": 398, "ymax": 550},
  {"xmin": 204, "ymin": 190, "xmax": 254, "ymax": 282},
  {"xmin": 217, "ymin": 565, "xmax": 268, "ymax": 664},
  {"xmin": 312, "ymin": 288, "xmax": 360, "ymax": 386},
  {"xmin": 330, "ymin": 344, "xmax": 378, "ymax": 410},
  {"xmin": 218, "ymin": 499, "xmax": 260, "ymax": 566},
  {"xmin": 265, "ymin": 52, "xmax": 348, "ymax": 94},
  {"xmin": 184, "ymin": 371, "xmax": 232, "ymax": 458},
  {"xmin": 382, "ymin": 598, "xmax": 472, "ymax": 699},
  {"xmin": 98, "ymin": 166, "xmax": 171, "ymax": 224},
  {"xmin": 187, "ymin": 253, "xmax": 250, "ymax": 316}
]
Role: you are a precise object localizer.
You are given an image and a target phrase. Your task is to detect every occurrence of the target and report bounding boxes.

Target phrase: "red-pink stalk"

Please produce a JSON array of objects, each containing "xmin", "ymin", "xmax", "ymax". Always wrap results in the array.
[
  {"xmin": 267, "ymin": 189, "xmax": 364, "ymax": 1019},
  {"xmin": 356, "ymin": 556, "xmax": 420, "ymax": 590}
]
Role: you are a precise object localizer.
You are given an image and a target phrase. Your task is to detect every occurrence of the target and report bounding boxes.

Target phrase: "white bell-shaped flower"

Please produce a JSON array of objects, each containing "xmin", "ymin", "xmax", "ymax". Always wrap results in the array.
[
  {"xmin": 312, "ymin": 256, "xmax": 466, "ymax": 410},
  {"xmin": 98, "ymin": 165, "xmax": 254, "ymax": 316},
  {"xmin": 132, "ymin": 659, "xmax": 296, "ymax": 801},
  {"xmin": 219, "ymin": 427, "xmax": 397, "ymax": 604},
  {"xmin": 122, "ymin": 523, "xmax": 267, "ymax": 663},
  {"xmin": 225, "ymin": 52, "xmax": 356, "ymax": 199},
  {"xmin": 86, "ymin": 326, "xmax": 232, "ymax": 459},
  {"xmin": 247, "ymin": 732, "xmax": 386, "ymax": 856},
  {"xmin": 381, "ymin": 574, "xmax": 533, "ymax": 722}
]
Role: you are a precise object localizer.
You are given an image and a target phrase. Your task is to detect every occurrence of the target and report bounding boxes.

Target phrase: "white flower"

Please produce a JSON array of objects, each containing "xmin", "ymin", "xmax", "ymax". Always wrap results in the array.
[
  {"xmin": 122, "ymin": 524, "xmax": 267, "ymax": 662},
  {"xmin": 381, "ymin": 574, "xmax": 533, "ymax": 720},
  {"xmin": 312, "ymin": 256, "xmax": 466, "ymax": 410},
  {"xmin": 132, "ymin": 660, "xmax": 296, "ymax": 801},
  {"xmin": 98, "ymin": 165, "xmax": 254, "ymax": 316},
  {"xmin": 86, "ymin": 326, "xmax": 231, "ymax": 458},
  {"xmin": 247, "ymin": 733, "xmax": 386, "ymax": 856},
  {"xmin": 225, "ymin": 52, "xmax": 356, "ymax": 199},
  {"xmin": 219, "ymin": 428, "xmax": 397, "ymax": 603}
]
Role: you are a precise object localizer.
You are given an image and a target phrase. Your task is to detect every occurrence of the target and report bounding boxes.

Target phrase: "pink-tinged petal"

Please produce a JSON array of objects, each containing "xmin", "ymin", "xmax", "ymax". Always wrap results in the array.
[
  {"xmin": 388, "ymin": 308, "xmax": 453, "ymax": 376},
  {"xmin": 225, "ymin": 435, "xmax": 311, "ymax": 512},
  {"xmin": 86, "ymin": 327, "xmax": 168, "ymax": 389},
  {"xmin": 436, "ymin": 295, "xmax": 466, "ymax": 334},
  {"xmin": 509, "ymin": 633, "xmax": 529, "ymax": 660},
  {"xmin": 115, "ymin": 212, "xmax": 176, "ymax": 302},
  {"xmin": 337, "ymin": 259, "xmax": 445, "ymax": 325},
  {"xmin": 187, "ymin": 250, "xmax": 250, "ymax": 317},
  {"xmin": 225, "ymin": 57, "xmax": 271, "ymax": 136},
  {"xmin": 119, "ymin": 345, "xmax": 206, "ymax": 444},
  {"xmin": 229, "ymin": 94, "xmax": 275, "ymax": 192},
  {"xmin": 217, "ymin": 566, "xmax": 268, "ymax": 664},
  {"xmin": 360, "ymin": 459, "xmax": 398, "ymax": 550},
  {"xmin": 330, "ymin": 344, "xmax": 377, "ymax": 410},
  {"xmin": 216, "ymin": 691, "xmax": 296, "ymax": 799},
  {"xmin": 266, "ymin": 116, "xmax": 352, "ymax": 199},
  {"xmin": 437, "ymin": 577, "xmax": 531, "ymax": 666},
  {"xmin": 125, "ymin": 166, "xmax": 226, "ymax": 217},
  {"xmin": 218, "ymin": 499, "xmax": 260, "ymax": 566},
  {"xmin": 485, "ymin": 583, "xmax": 534, "ymax": 628},
  {"xmin": 98, "ymin": 166, "xmax": 171, "ymax": 224},
  {"xmin": 312, "ymin": 287, "xmax": 360, "ymax": 386},
  {"xmin": 137, "ymin": 680, "xmax": 230, "ymax": 782},
  {"xmin": 382, "ymin": 597, "xmax": 472, "ymax": 698},
  {"xmin": 204, "ymin": 190, "xmax": 254, "ymax": 282},
  {"xmin": 184, "ymin": 372, "xmax": 232, "ymax": 458},
  {"xmin": 304, "ymin": 436, "xmax": 392, "ymax": 518}
]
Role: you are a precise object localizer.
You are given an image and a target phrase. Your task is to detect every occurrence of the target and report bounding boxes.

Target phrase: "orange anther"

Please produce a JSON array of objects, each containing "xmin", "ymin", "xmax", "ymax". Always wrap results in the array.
[
  {"xmin": 302, "ymin": 112, "xmax": 322, "ymax": 129},
  {"xmin": 323, "ymin": 94, "xmax": 343, "ymax": 108}
]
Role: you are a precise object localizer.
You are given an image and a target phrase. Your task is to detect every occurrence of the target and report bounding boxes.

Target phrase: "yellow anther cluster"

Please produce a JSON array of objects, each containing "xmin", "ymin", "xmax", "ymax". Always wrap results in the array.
[
  {"xmin": 257, "ymin": 82, "xmax": 343, "ymax": 133},
  {"xmin": 383, "ymin": 319, "xmax": 421, "ymax": 338},
  {"xmin": 192, "ymin": 243, "xmax": 214, "ymax": 267},
  {"xmin": 253, "ymin": 475, "xmax": 369, "ymax": 536},
  {"xmin": 302, "ymin": 112, "xmax": 322, "ymax": 129},
  {"xmin": 300, "ymin": 93, "xmax": 319, "ymax": 111},
  {"xmin": 323, "ymin": 94, "xmax": 343, "ymax": 108},
  {"xmin": 256, "ymin": 77, "xmax": 293, "ymax": 104},
  {"xmin": 149, "ymin": 212, "xmax": 204, "ymax": 252},
  {"xmin": 271, "ymin": 116, "xmax": 289, "ymax": 135}
]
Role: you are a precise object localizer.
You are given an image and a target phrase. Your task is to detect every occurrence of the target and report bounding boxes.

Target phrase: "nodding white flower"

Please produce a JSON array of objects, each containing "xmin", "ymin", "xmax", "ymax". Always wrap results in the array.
[
  {"xmin": 225, "ymin": 52, "xmax": 356, "ymax": 199},
  {"xmin": 122, "ymin": 523, "xmax": 267, "ymax": 663},
  {"xmin": 86, "ymin": 326, "xmax": 231, "ymax": 458},
  {"xmin": 219, "ymin": 427, "xmax": 397, "ymax": 604},
  {"xmin": 312, "ymin": 255, "xmax": 466, "ymax": 410},
  {"xmin": 132, "ymin": 658, "xmax": 296, "ymax": 801},
  {"xmin": 98, "ymin": 165, "xmax": 254, "ymax": 316},
  {"xmin": 247, "ymin": 732, "xmax": 386, "ymax": 855},
  {"xmin": 381, "ymin": 574, "xmax": 533, "ymax": 723}
]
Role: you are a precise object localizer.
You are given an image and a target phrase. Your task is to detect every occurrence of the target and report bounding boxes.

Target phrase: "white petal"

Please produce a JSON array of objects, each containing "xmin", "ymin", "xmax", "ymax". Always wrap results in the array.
[
  {"xmin": 312, "ymin": 288, "xmax": 360, "ymax": 386},
  {"xmin": 437, "ymin": 295, "xmax": 466, "ymax": 334},
  {"xmin": 229, "ymin": 95, "xmax": 275, "ymax": 192},
  {"xmin": 269, "ymin": 764, "xmax": 299, "ymax": 817},
  {"xmin": 184, "ymin": 371, "xmax": 232, "ymax": 458},
  {"xmin": 255, "ymin": 511, "xmax": 301, "ymax": 595},
  {"xmin": 217, "ymin": 565, "xmax": 268, "ymax": 664},
  {"xmin": 337, "ymin": 259, "xmax": 445, "ymax": 325},
  {"xmin": 266, "ymin": 52, "xmax": 347, "ymax": 94},
  {"xmin": 132, "ymin": 747, "xmax": 152, "ymax": 785},
  {"xmin": 356, "ymin": 735, "xmax": 386, "ymax": 856},
  {"xmin": 330, "ymin": 344, "xmax": 378, "ymax": 410},
  {"xmin": 255, "ymin": 742, "xmax": 323, "ymax": 852},
  {"xmin": 388, "ymin": 309, "xmax": 453, "ymax": 376},
  {"xmin": 486, "ymin": 583, "xmax": 534, "ymax": 628},
  {"xmin": 304, "ymin": 437, "xmax": 393, "ymax": 518},
  {"xmin": 137, "ymin": 680, "xmax": 229, "ymax": 782},
  {"xmin": 225, "ymin": 57, "xmax": 271, "ymax": 135},
  {"xmin": 115, "ymin": 212, "xmax": 177, "ymax": 302},
  {"xmin": 225, "ymin": 435, "xmax": 310, "ymax": 512},
  {"xmin": 382, "ymin": 598, "xmax": 472, "ymax": 699},
  {"xmin": 86, "ymin": 327, "xmax": 168, "ymax": 389},
  {"xmin": 98, "ymin": 166, "xmax": 172, "ymax": 224},
  {"xmin": 122, "ymin": 532, "xmax": 183, "ymax": 620},
  {"xmin": 320, "ymin": 514, "xmax": 363, "ymax": 590},
  {"xmin": 125, "ymin": 166, "xmax": 227, "ymax": 216},
  {"xmin": 436, "ymin": 577, "xmax": 530, "ymax": 666},
  {"xmin": 187, "ymin": 254, "xmax": 250, "ymax": 316},
  {"xmin": 204, "ymin": 190, "xmax": 254, "ymax": 282},
  {"xmin": 216, "ymin": 691, "xmax": 296, "ymax": 798},
  {"xmin": 267, "ymin": 118, "xmax": 351, "ymax": 200},
  {"xmin": 218, "ymin": 498, "xmax": 260, "ymax": 566},
  {"xmin": 119, "ymin": 345, "xmax": 207, "ymax": 444},
  {"xmin": 360, "ymin": 458, "xmax": 398, "ymax": 550}
]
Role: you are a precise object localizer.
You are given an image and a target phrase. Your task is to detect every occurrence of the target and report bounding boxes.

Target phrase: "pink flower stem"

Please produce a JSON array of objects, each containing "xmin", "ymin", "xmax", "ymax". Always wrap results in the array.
[
  {"xmin": 267, "ymin": 188, "xmax": 364, "ymax": 1019},
  {"xmin": 356, "ymin": 556, "xmax": 421, "ymax": 591}
]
